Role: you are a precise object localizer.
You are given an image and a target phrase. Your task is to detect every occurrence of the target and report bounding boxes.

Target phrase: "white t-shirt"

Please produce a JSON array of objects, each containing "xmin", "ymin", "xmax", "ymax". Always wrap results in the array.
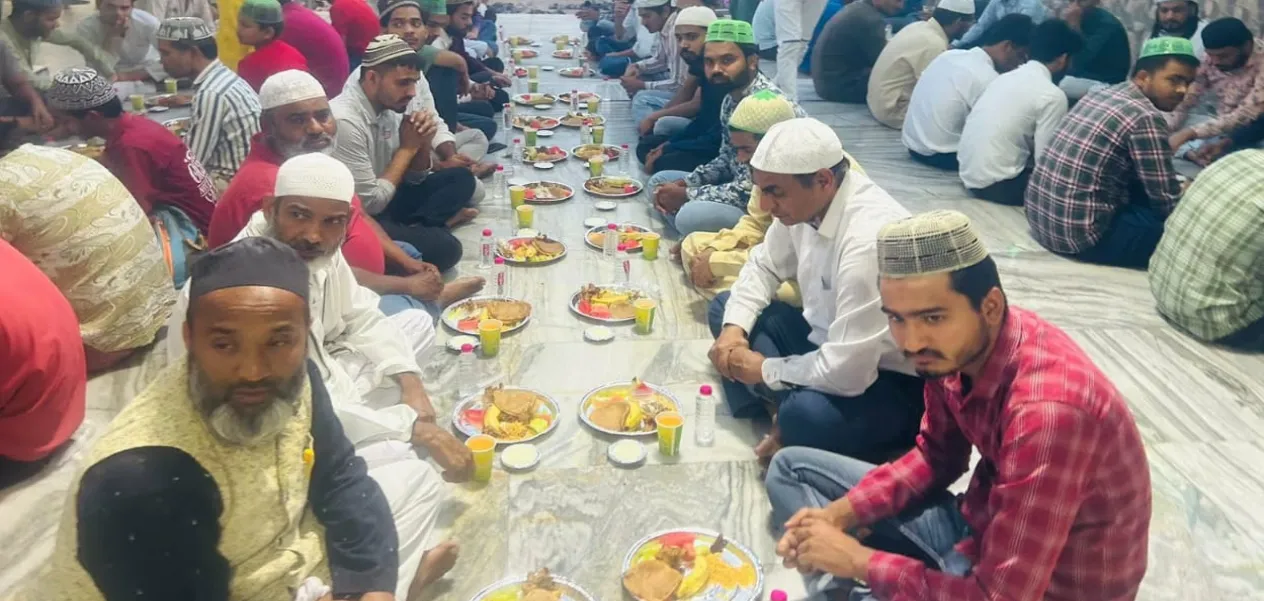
[
  {"xmin": 901, "ymin": 47, "xmax": 998, "ymax": 156},
  {"xmin": 958, "ymin": 60, "xmax": 1067, "ymax": 189}
]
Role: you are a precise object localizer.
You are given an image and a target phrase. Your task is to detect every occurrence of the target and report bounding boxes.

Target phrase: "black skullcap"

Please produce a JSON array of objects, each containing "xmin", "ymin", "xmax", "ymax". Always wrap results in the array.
[
  {"xmin": 1201, "ymin": 17, "xmax": 1252, "ymax": 50},
  {"xmin": 189, "ymin": 237, "xmax": 310, "ymax": 302}
]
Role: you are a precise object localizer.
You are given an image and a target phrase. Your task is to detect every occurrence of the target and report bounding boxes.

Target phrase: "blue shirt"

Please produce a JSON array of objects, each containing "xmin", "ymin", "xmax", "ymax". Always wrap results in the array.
[
  {"xmin": 753, "ymin": 0, "xmax": 777, "ymax": 51},
  {"xmin": 955, "ymin": 0, "xmax": 1046, "ymax": 48}
]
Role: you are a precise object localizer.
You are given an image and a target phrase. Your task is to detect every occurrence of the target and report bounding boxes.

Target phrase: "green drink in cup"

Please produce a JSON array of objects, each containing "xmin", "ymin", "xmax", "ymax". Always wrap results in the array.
[
  {"xmin": 524, "ymin": 126, "xmax": 538, "ymax": 146},
  {"xmin": 591, "ymin": 125, "xmax": 605, "ymax": 144}
]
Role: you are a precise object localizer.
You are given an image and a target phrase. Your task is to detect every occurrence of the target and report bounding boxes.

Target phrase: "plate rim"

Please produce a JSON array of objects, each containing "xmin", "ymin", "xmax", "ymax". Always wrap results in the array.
[
  {"xmin": 577, "ymin": 380, "xmax": 679, "ymax": 437},
  {"xmin": 512, "ymin": 116, "xmax": 561, "ymax": 130},
  {"xmin": 466, "ymin": 574, "xmax": 597, "ymax": 601},
  {"xmin": 441, "ymin": 294, "xmax": 533, "ymax": 335},
  {"xmin": 497, "ymin": 236, "xmax": 568, "ymax": 265},
  {"xmin": 520, "ymin": 180, "xmax": 575, "ymax": 204},
  {"xmin": 583, "ymin": 176, "xmax": 643, "ymax": 198},
  {"xmin": 451, "ymin": 387, "xmax": 560, "ymax": 445},
  {"xmin": 568, "ymin": 283, "xmax": 649, "ymax": 323},
  {"xmin": 569, "ymin": 144, "xmax": 622, "ymax": 162},
  {"xmin": 620, "ymin": 528, "xmax": 765, "ymax": 601},
  {"xmin": 584, "ymin": 223, "xmax": 651, "ymax": 252},
  {"xmin": 512, "ymin": 93, "xmax": 558, "ymax": 106}
]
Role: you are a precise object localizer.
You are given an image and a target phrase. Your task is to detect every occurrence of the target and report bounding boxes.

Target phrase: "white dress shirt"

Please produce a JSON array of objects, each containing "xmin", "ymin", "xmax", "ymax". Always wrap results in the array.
[
  {"xmin": 722, "ymin": 170, "xmax": 915, "ymax": 397},
  {"xmin": 76, "ymin": 9, "xmax": 166, "ymax": 81},
  {"xmin": 902, "ymin": 47, "xmax": 998, "ymax": 156},
  {"xmin": 958, "ymin": 60, "xmax": 1068, "ymax": 189}
]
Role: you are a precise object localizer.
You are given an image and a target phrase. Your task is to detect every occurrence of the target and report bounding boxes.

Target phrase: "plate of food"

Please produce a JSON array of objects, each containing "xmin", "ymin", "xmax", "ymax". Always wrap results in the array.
[
  {"xmin": 513, "ymin": 93, "xmax": 558, "ymax": 107},
  {"xmin": 512, "ymin": 115, "xmax": 561, "ymax": 130},
  {"xmin": 559, "ymin": 67, "xmax": 586, "ymax": 78},
  {"xmin": 507, "ymin": 36, "xmax": 534, "ymax": 46},
  {"xmin": 441, "ymin": 296, "xmax": 532, "ymax": 334},
  {"xmin": 570, "ymin": 283, "xmax": 647, "ymax": 323},
  {"xmin": 523, "ymin": 145, "xmax": 569, "ymax": 163},
  {"xmin": 163, "ymin": 117, "xmax": 190, "ymax": 137},
  {"xmin": 552, "ymin": 35, "xmax": 579, "ymax": 44},
  {"xmin": 560, "ymin": 112, "xmax": 606, "ymax": 127},
  {"xmin": 552, "ymin": 49, "xmax": 574, "ymax": 59},
  {"xmin": 558, "ymin": 91, "xmax": 600, "ymax": 104},
  {"xmin": 517, "ymin": 49, "xmax": 540, "ymax": 58},
  {"xmin": 498, "ymin": 235, "xmax": 567, "ymax": 265},
  {"xmin": 584, "ymin": 177, "xmax": 643, "ymax": 198},
  {"xmin": 453, "ymin": 385, "xmax": 560, "ymax": 444},
  {"xmin": 61, "ymin": 142, "xmax": 105, "ymax": 160},
  {"xmin": 622, "ymin": 530, "xmax": 763, "ymax": 601},
  {"xmin": 145, "ymin": 93, "xmax": 192, "ymax": 108},
  {"xmin": 585, "ymin": 223, "xmax": 651, "ymax": 252},
  {"xmin": 513, "ymin": 67, "xmax": 529, "ymax": 77},
  {"xmin": 579, "ymin": 378, "xmax": 679, "ymax": 436},
  {"xmin": 471, "ymin": 569, "xmax": 596, "ymax": 601},
  {"xmin": 571, "ymin": 144, "xmax": 622, "ymax": 163},
  {"xmin": 522, "ymin": 181, "xmax": 574, "ymax": 203}
]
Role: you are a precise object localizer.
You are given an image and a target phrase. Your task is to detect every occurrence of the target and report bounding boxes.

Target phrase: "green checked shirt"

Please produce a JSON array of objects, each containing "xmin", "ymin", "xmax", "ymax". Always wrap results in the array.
[{"xmin": 1149, "ymin": 149, "xmax": 1264, "ymax": 341}]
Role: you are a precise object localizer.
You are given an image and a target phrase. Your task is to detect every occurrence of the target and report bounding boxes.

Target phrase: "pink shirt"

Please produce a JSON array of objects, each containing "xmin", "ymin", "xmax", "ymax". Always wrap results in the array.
[{"xmin": 280, "ymin": 2, "xmax": 352, "ymax": 99}]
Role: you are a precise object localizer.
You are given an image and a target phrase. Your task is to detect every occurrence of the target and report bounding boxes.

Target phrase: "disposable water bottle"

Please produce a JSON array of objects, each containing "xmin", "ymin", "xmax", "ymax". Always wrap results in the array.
[
  {"xmin": 479, "ymin": 228, "xmax": 494, "ymax": 269},
  {"xmin": 512, "ymin": 138, "xmax": 523, "ymax": 164},
  {"xmin": 491, "ymin": 165, "xmax": 505, "ymax": 200},
  {"xmin": 570, "ymin": 89, "xmax": 580, "ymax": 112},
  {"xmin": 695, "ymin": 384, "xmax": 716, "ymax": 446},
  {"xmin": 580, "ymin": 120, "xmax": 593, "ymax": 144},
  {"xmin": 619, "ymin": 144, "xmax": 630, "ymax": 174},
  {"xmin": 502, "ymin": 102, "xmax": 513, "ymax": 134},
  {"xmin": 493, "ymin": 256, "xmax": 510, "ymax": 296},
  {"xmin": 458, "ymin": 344, "xmax": 479, "ymax": 399},
  {"xmin": 617, "ymin": 243, "xmax": 631, "ymax": 283},
  {"xmin": 603, "ymin": 223, "xmax": 619, "ymax": 260}
]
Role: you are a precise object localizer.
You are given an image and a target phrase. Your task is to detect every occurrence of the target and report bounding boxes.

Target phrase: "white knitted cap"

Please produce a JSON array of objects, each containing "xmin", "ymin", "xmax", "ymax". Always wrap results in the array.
[
  {"xmin": 936, "ymin": 0, "xmax": 974, "ymax": 14},
  {"xmin": 259, "ymin": 70, "xmax": 326, "ymax": 110},
  {"xmin": 676, "ymin": 6, "xmax": 717, "ymax": 27},
  {"xmin": 749, "ymin": 117, "xmax": 845, "ymax": 175},
  {"xmin": 876, "ymin": 210, "xmax": 990, "ymax": 277},
  {"xmin": 275, "ymin": 154, "xmax": 355, "ymax": 203}
]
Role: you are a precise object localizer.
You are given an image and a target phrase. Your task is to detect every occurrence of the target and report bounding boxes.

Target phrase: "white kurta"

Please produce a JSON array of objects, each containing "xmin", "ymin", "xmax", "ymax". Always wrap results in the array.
[
  {"xmin": 722, "ymin": 170, "xmax": 915, "ymax": 396},
  {"xmin": 773, "ymin": 0, "xmax": 828, "ymax": 101},
  {"xmin": 902, "ymin": 47, "xmax": 998, "ymax": 156},
  {"xmin": 958, "ymin": 60, "xmax": 1067, "ymax": 189}
]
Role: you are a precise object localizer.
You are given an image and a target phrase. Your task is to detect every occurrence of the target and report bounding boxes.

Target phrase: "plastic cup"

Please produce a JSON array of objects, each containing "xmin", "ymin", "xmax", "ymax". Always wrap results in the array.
[
  {"xmin": 634, "ymin": 298, "xmax": 657, "ymax": 334},
  {"xmin": 655, "ymin": 412, "xmax": 683, "ymax": 457},
  {"xmin": 527, "ymin": 65, "xmax": 539, "ymax": 78},
  {"xmin": 527, "ymin": 79, "xmax": 539, "ymax": 93},
  {"xmin": 516, "ymin": 204, "xmax": 534, "ymax": 228},
  {"xmin": 509, "ymin": 185, "xmax": 526, "ymax": 208},
  {"xmin": 513, "ymin": 49, "xmax": 524, "ymax": 61},
  {"xmin": 592, "ymin": 125, "xmax": 606, "ymax": 145},
  {"xmin": 556, "ymin": 40, "xmax": 567, "ymax": 50},
  {"xmin": 589, "ymin": 154, "xmax": 605, "ymax": 177},
  {"xmin": 479, "ymin": 318, "xmax": 502, "ymax": 357},
  {"xmin": 641, "ymin": 232, "xmax": 661, "ymax": 260},
  {"xmin": 130, "ymin": 94, "xmax": 145, "ymax": 112},
  {"xmin": 465, "ymin": 434, "xmax": 496, "ymax": 482},
  {"xmin": 524, "ymin": 126, "xmax": 538, "ymax": 146},
  {"xmin": 587, "ymin": 98, "xmax": 599, "ymax": 113},
  {"xmin": 164, "ymin": 79, "xmax": 178, "ymax": 94}
]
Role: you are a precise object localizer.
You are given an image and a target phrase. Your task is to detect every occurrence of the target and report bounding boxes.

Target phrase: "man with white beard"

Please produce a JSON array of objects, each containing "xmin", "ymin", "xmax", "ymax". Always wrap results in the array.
[
  {"xmin": 45, "ymin": 237, "xmax": 458, "ymax": 601},
  {"xmin": 167, "ymin": 154, "xmax": 470, "ymax": 599}
]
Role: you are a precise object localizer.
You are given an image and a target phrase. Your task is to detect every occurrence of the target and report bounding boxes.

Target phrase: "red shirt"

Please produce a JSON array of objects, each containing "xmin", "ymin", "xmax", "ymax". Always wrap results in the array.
[
  {"xmin": 105, "ymin": 113, "xmax": 218, "ymax": 233},
  {"xmin": 280, "ymin": 2, "xmax": 353, "ymax": 99},
  {"xmin": 0, "ymin": 238, "xmax": 86, "ymax": 462},
  {"xmin": 846, "ymin": 307, "xmax": 1150, "ymax": 601},
  {"xmin": 331, "ymin": 0, "xmax": 381, "ymax": 59},
  {"xmin": 237, "ymin": 40, "xmax": 310, "ymax": 92},
  {"xmin": 209, "ymin": 133, "xmax": 385, "ymax": 274}
]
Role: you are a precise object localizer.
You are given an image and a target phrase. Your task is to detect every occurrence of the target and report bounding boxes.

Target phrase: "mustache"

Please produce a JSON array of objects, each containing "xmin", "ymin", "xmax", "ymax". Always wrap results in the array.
[
  {"xmin": 289, "ymin": 239, "xmax": 324, "ymax": 255},
  {"xmin": 904, "ymin": 349, "xmax": 946, "ymax": 360}
]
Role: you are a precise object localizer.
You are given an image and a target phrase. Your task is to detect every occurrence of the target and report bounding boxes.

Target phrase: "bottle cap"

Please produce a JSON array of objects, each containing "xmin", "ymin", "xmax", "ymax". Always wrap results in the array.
[
  {"xmin": 514, "ymin": 138, "xmax": 521, "ymax": 143},
  {"xmin": 699, "ymin": 384, "xmax": 713, "ymax": 395},
  {"xmin": 482, "ymin": 228, "xmax": 492, "ymax": 236},
  {"xmin": 617, "ymin": 243, "xmax": 627, "ymax": 251},
  {"xmin": 497, "ymin": 165, "xmax": 504, "ymax": 171},
  {"xmin": 622, "ymin": 144, "xmax": 629, "ymax": 148},
  {"xmin": 770, "ymin": 591, "xmax": 788, "ymax": 601},
  {"xmin": 607, "ymin": 223, "xmax": 618, "ymax": 230},
  {"xmin": 494, "ymin": 256, "xmax": 505, "ymax": 264},
  {"xmin": 461, "ymin": 343, "xmax": 474, "ymax": 353}
]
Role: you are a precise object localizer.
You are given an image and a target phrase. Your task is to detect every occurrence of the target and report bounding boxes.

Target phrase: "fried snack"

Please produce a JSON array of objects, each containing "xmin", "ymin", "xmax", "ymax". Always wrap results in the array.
[
  {"xmin": 522, "ymin": 567, "xmax": 563, "ymax": 601},
  {"xmin": 488, "ymin": 300, "xmax": 531, "ymax": 323},
  {"xmin": 656, "ymin": 545, "xmax": 688, "ymax": 570},
  {"xmin": 533, "ymin": 236, "xmax": 565, "ymax": 255},
  {"xmin": 624, "ymin": 559, "xmax": 684, "ymax": 601},
  {"xmin": 589, "ymin": 399, "xmax": 630, "ymax": 431},
  {"xmin": 490, "ymin": 386, "xmax": 539, "ymax": 421}
]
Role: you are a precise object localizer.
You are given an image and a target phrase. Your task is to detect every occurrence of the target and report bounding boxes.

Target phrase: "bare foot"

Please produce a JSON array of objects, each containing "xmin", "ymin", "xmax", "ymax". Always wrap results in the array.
[
  {"xmin": 669, "ymin": 243, "xmax": 683, "ymax": 262},
  {"xmin": 445, "ymin": 207, "xmax": 479, "ymax": 228},
  {"xmin": 754, "ymin": 432, "xmax": 782, "ymax": 469},
  {"xmin": 439, "ymin": 276, "xmax": 486, "ymax": 307},
  {"xmin": 471, "ymin": 162, "xmax": 496, "ymax": 178},
  {"xmin": 407, "ymin": 540, "xmax": 460, "ymax": 600}
]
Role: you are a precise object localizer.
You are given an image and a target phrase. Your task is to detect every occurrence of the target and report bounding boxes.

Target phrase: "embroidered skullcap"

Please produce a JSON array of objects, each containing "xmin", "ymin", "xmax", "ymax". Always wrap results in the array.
[
  {"xmin": 382, "ymin": 0, "xmax": 424, "ymax": 18},
  {"xmin": 157, "ymin": 16, "xmax": 215, "ymax": 41},
  {"xmin": 729, "ymin": 90, "xmax": 796, "ymax": 134},
  {"xmin": 876, "ymin": 210, "xmax": 990, "ymax": 278},
  {"xmin": 259, "ymin": 70, "xmax": 326, "ymax": 109},
  {"xmin": 275, "ymin": 153, "xmax": 355, "ymax": 203},
  {"xmin": 13, "ymin": 0, "xmax": 61, "ymax": 10},
  {"xmin": 935, "ymin": 0, "xmax": 975, "ymax": 15},
  {"xmin": 750, "ymin": 117, "xmax": 845, "ymax": 174},
  {"xmin": 640, "ymin": 0, "xmax": 671, "ymax": 7},
  {"xmin": 46, "ymin": 68, "xmax": 117, "ymax": 111},
  {"xmin": 676, "ymin": 6, "xmax": 717, "ymax": 28},
  {"xmin": 1138, "ymin": 35, "xmax": 1198, "ymax": 59},
  {"xmin": 419, "ymin": 0, "xmax": 445, "ymax": 12},
  {"xmin": 240, "ymin": 0, "xmax": 284, "ymax": 24},
  {"xmin": 705, "ymin": 19, "xmax": 755, "ymax": 44},
  {"xmin": 361, "ymin": 34, "xmax": 417, "ymax": 67},
  {"xmin": 189, "ymin": 237, "xmax": 310, "ymax": 302}
]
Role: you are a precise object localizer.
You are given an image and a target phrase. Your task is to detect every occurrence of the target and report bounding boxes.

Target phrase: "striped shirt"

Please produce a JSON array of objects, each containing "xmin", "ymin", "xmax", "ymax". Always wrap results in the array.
[
  {"xmin": 187, "ymin": 59, "xmax": 261, "ymax": 181},
  {"xmin": 1149, "ymin": 149, "xmax": 1264, "ymax": 341},
  {"xmin": 635, "ymin": 10, "xmax": 682, "ymax": 92}
]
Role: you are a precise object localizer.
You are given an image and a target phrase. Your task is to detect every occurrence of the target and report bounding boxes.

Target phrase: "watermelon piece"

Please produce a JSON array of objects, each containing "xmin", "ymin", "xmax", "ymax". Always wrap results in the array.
[
  {"xmin": 462, "ymin": 408, "xmax": 485, "ymax": 428},
  {"xmin": 458, "ymin": 317, "xmax": 479, "ymax": 331},
  {"xmin": 658, "ymin": 532, "xmax": 696, "ymax": 548}
]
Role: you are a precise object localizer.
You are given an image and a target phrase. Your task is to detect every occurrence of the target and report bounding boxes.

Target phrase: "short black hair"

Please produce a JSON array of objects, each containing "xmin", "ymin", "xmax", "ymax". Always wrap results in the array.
[
  {"xmin": 1132, "ymin": 52, "xmax": 1199, "ymax": 77},
  {"xmin": 932, "ymin": 8, "xmax": 973, "ymax": 28},
  {"xmin": 359, "ymin": 51, "xmax": 424, "ymax": 81},
  {"xmin": 11, "ymin": 0, "xmax": 57, "ymax": 17},
  {"xmin": 446, "ymin": 0, "xmax": 471, "ymax": 14},
  {"xmin": 1029, "ymin": 19, "xmax": 1083, "ymax": 63},
  {"xmin": 977, "ymin": 13, "xmax": 1033, "ymax": 47},
  {"xmin": 950, "ymin": 256, "xmax": 1003, "ymax": 310},
  {"xmin": 1201, "ymin": 17, "xmax": 1252, "ymax": 51},
  {"xmin": 64, "ymin": 96, "xmax": 124, "ymax": 119},
  {"xmin": 171, "ymin": 37, "xmax": 219, "ymax": 60}
]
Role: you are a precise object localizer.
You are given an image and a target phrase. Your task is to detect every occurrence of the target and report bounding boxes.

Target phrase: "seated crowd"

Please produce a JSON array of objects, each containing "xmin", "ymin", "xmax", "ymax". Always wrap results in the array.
[{"xmin": 1, "ymin": 2, "xmax": 1261, "ymax": 601}]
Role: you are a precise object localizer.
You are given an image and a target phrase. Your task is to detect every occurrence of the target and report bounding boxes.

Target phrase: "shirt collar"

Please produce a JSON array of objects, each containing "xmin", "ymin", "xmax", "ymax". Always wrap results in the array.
[
  {"xmin": 1023, "ymin": 59, "xmax": 1052, "ymax": 81},
  {"xmin": 193, "ymin": 59, "xmax": 223, "ymax": 87},
  {"xmin": 813, "ymin": 170, "xmax": 854, "ymax": 239}
]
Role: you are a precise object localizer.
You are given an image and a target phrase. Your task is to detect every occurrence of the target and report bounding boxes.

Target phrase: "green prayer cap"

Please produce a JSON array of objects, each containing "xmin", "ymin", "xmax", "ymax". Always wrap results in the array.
[
  {"xmin": 240, "ymin": 0, "xmax": 283, "ymax": 25},
  {"xmin": 418, "ymin": 0, "xmax": 445, "ymax": 14},
  {"xmin": 729, "ymin": 90, "xmax": 796, "ymax": 134},
  {"xmin": 705, "ymin": 19, "xmax": 755, "ymax": 45},
  {"xmin": 1138, "ymin": 36, "xmax": 1198, "ymax": 60}
]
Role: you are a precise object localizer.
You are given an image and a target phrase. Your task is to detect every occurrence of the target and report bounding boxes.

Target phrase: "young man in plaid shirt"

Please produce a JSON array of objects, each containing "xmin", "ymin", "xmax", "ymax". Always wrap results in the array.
[
  {"xmin": 1025, "ymin": 36, "xmax": 1198, "ymax": 268},
  {"xmin": 770, "ymin": 210, "xmax": 1151, "ymax": 601}
]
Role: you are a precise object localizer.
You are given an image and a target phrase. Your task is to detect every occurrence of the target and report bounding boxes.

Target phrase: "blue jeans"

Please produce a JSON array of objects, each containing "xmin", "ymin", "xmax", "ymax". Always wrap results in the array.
[
  {"xmin": 378, "ymin": 241, "xmax": 440, "ymax": 317},
  {"xmin": 653, "ymin": 115, "xmax": 691, "ymax": 137},
  {"xmin": 765, "ymin": 447, "xmax": 972, "ymax": 598},
  {"xmin": 647, "ymin": 168, "xmax": 690, "ymax": 189},
  {"xmin": 707, "ymin": 293, "xmax": 924, "ymax": 461},
  {"xmin": 1072, "ymin": 203, "xmax": 1165, "ymax": 269},
  {"xmin": 646, "ymin": 169, "xmax": 748, "ymax": 236},
  {"xmin": 633, "ymin": 89, "xmax": 676, "ymax": 124},
  {"xmin": 599, "ymin": 55, "xmax": 632, "ymax": 77}
]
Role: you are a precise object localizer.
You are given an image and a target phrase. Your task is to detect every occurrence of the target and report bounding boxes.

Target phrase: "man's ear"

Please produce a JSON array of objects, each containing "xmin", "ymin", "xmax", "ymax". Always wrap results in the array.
[
  {"xmin": 981, "ymin": 287, "xmax": 1006, "ymax": 327},
  {"xmin": 264, "ymin": 196, "xmax": 280, "ymax": 223}
]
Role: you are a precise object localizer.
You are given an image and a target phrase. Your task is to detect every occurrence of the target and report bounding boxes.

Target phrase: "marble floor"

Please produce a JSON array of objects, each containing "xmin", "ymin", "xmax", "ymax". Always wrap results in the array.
[{"xmin": 3, "ymin": 12, "xmax": 1264, "ymax": 601}]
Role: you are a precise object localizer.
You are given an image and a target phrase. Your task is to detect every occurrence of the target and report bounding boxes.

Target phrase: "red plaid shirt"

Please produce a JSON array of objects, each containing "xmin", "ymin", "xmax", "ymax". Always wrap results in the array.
[{"xmin": 846, "ymin": 307, "xmax": 1151, "ymax": 601}]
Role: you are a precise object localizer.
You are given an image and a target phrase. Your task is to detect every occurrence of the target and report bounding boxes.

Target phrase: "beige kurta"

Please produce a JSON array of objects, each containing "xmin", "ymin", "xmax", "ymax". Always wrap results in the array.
[{"xmin": 866, "ymin": 19, "xmax": 950, "ymax": 129}]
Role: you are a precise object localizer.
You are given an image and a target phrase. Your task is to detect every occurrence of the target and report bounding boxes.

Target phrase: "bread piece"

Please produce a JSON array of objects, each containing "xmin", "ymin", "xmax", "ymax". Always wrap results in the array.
[{"xmin": 623, "ymin": 559, "xmax": 683, "ymax": 601}]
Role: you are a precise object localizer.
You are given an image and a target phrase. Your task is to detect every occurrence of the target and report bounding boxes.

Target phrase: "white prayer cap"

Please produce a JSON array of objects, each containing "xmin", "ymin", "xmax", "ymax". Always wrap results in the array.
[
  {"xmin": 935, "ymin": 0, "xmax": 975, "ymax": 15},
  {"xmin": 259, "ymin": 70, "xmax": 326, "ymax": 110},
  {"xmin": 749, "ymin": 117, "xmax": 846, "ymax": 174},
  {"xmin": 275, "ymin": 154, "xmax": 355, "ymax": 203},
  {"xmin": 676, "ymin": 6, "xmax": 717, "ymax": 27},
  {"xmin": 876, "ymin": 210, "xmax": 990, "ymax": 278}
]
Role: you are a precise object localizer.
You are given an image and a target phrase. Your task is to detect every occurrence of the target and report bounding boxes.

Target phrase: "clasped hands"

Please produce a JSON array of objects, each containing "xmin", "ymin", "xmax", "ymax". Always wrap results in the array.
[
  {"xmin": 775, "ymin": 503, "xmax": 874, "ymax": 582},
  {"xmin": 707, "ymin": 325, "xmax": 766, "ymax": 386}
]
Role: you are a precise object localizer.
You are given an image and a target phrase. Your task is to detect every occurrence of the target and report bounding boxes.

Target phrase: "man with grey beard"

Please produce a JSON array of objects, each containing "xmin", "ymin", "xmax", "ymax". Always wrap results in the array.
[{"xmin": 45, "ymin": 237, "xmax": 457, "ymax": 601}]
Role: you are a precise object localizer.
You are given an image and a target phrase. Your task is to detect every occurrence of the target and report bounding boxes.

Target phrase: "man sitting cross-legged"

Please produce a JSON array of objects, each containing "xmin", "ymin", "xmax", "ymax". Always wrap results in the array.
[
  {"xmin": 707, "ymin": 117, "xmax": 922, "ymax": 466},
  {"xmin": 770, "ymin": 210, "xmax": 1150, "ymax": 601}
]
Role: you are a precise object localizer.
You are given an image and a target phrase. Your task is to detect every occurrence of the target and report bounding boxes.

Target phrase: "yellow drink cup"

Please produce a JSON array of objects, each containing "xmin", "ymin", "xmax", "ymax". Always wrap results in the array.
[
  {"xmin": 634, "ymin": 298, "xmax": 657, "ymax": 334},
  {"xmin": 466, "ymin": 434, "xmax": 496, "ymax": 482},
  {"xmin": 516, "ymin": 204, "xmax": 534, "ymax": 228},
  {"xmin": 524, "ymin": 126, "xmax": 538, "ymax": 146},
  {"xmin": 130, "ymin": 94, "xmax": 145, "ymax": 112},
  {"xmin": 164, "ymin": 79, "xmax": 178, "ymax": 94},
  {"xmin": 641, "ymin": 232, "xmax": 661, "ymax": 260},
  {"xmin": 478, "ymin": 318, "xmax": 502, "ymax": 357},
  {"xmin": 556, "ymin": 40, "xmax": 567, "ymax": 50},
  {"xmin": 509, "ymin": 185, "xmax": 526, "ymax": 208},
  {"xmin": 587, "ymin": 98, "xmax": 599, "ymax": 113},
  {"xmin": 588, "ymin": 155, "xmax": 605, "ymax": 177},
  {"xmin": 527, "ymin": 65, "xmax": 539, "ymax": 78},
  {"xmin": 655, "ymin": 412, "xmax": 683, "ymax": 457},
  {"xmin": 527, "ymin": 79, "xmax": 539, "ymax": 93},
  {"xmin": 513, "ymin": 49, "xmax": 524, "ymax": 60},
  {"xmin": 592, "ymin": 125, "xmax": 605, "ymax": 144}
]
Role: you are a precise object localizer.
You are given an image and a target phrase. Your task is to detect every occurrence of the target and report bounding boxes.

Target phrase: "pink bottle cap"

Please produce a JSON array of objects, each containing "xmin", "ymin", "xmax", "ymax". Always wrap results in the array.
[
  {"xmin": 514, "ymin": 138, "xmax": 521, "ymax": 143},
  {"xmin": 621, "ymin": 144, "xmax": 629, "ymax": 148},
  {"xmin": 699, "ymin": 385, "xmax": 713, "ymax": 395},
  {"xmin": 607, "ymin": 223, "xmax": 618, "ymax": 230},
  {"xmin": 461, "ymin": 344, "xmax": 474, "ymax": 353},
  {"xmin": 494, "ymin": 256, "xmax": 505, "ymax": 264},
  {"xmin": 497, "ymin": 165, "xmax": 504, "ymax": 171},
  {"xmin": 770, "ymin": 591, "xmax": 788, "ymax": 601},
  {"xmin": 482, "ymin": 228, "xmax": 492, "ymax": 236}
]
